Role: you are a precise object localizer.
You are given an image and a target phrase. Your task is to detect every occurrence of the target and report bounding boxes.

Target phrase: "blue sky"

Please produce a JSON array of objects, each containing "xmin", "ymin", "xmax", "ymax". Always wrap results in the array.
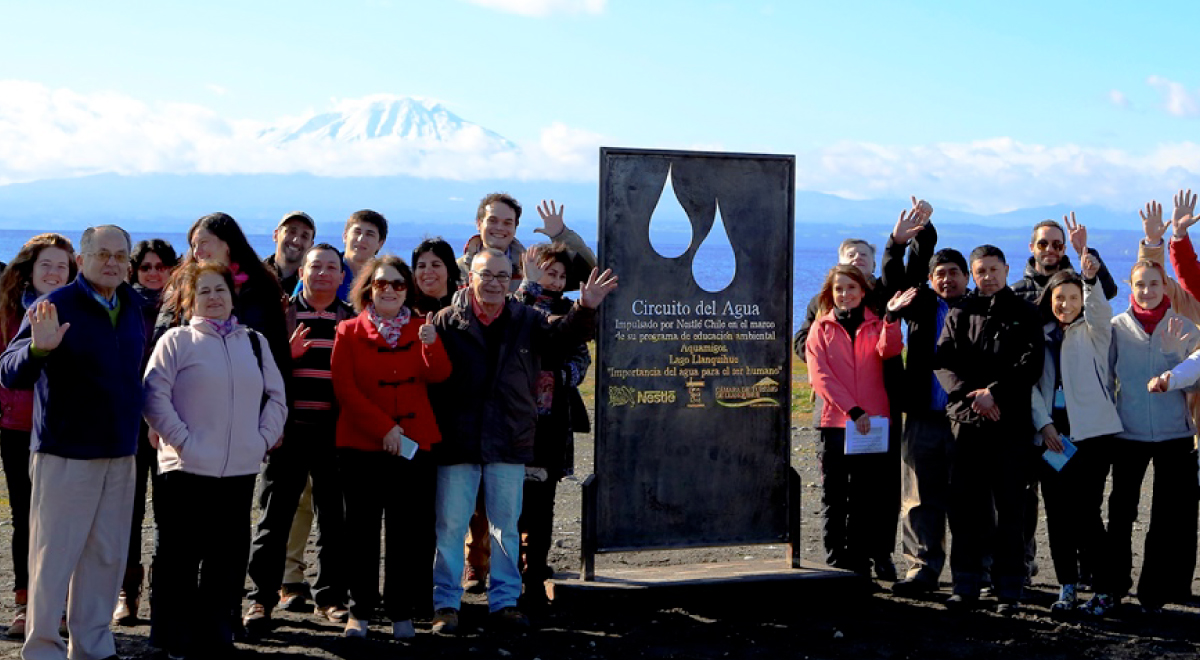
[{"xmin": 2, "ymin": 0, "xmax": 1199, "ymax": 212}]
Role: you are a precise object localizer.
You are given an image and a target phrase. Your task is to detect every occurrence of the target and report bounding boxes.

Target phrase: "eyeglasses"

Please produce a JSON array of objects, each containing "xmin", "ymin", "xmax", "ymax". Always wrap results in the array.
[
  {"xmin": 138, "ymin": 263, "xmax": 169, "ymax": 272},
  {"xmin": 472, "ymin": 270, "xmax": 511, "ymax": 284},
  {"xmin": 89, "ymin": 250, "xmax": 130, "ymax": 264},
  {"xmin": 1035, "ymin": 240, "xmax": 1065, "ymax": 250},
  {"xmin": 371, "ymin": 279, "xmax": 407, "ymax": 292}
]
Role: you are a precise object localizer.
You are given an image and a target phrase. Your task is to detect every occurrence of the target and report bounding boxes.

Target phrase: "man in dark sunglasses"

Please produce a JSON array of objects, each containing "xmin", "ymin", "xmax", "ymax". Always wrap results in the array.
[{"xmin": 1011, "ymin": 214, "xmax": 1118, "ymax": 305}]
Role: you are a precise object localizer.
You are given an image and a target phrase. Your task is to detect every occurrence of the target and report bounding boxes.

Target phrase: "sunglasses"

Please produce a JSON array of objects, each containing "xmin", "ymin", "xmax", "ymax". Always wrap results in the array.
[
  {"xmin": 1035, "ymin": 240, "xmax": 1065, "ymax": 250},
  {"xmin": 372, "ymin": 279, "xmax": 407, "ymax": 292}
]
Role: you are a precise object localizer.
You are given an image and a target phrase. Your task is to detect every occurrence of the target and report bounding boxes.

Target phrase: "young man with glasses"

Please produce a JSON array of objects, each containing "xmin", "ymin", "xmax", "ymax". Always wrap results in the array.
[{"xmin": 1011, "ymin": 216, "xmax": 1118, "ymax": 304}]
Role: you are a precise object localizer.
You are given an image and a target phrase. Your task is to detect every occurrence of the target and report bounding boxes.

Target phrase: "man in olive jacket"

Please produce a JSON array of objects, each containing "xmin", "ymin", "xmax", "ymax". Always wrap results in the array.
[{"xmin": 428, "ymin": 248, "xmax": 618, "ymax": 633}]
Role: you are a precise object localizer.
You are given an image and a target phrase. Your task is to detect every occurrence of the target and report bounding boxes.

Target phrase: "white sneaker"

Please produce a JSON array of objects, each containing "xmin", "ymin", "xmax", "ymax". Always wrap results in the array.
[
  {"xmin": 1051, "ymin": 583, "xmax": 1077, "ymax": 612},
  {"xmin": 343, "ymin": 616, "xmax": 368, "ymax": 638},
  {"xmin": 392, "ymin": 619, "xmax": 416, "ymax": 639}
]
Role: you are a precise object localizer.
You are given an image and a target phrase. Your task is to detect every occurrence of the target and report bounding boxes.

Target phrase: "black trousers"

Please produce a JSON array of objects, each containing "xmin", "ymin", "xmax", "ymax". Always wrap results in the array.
[
  {"xmin": 247, "ymin": 421, "xmax": 345, "ymax": 609},
  {"xmin": 0, "ymin": 428, "xmax": 29, "ymax": 593},
  {"xmin": 150, "ymin": 471, "xmax": 255, "ymax": 654},
  {"xmin": 817, "ymin": 426, "xmax": 899, "ymax": 573},
  {"xmin": 123, "ymin": 423, "xmax": 158, "ymax": 597},
  {"xmin": 519, "ymin": 477, "xmax": 558, "ymax": 584},
  {"xmin": 1098, "ymin": 436, "xmax": 1198, "ymax": 606},
  {"xmin": 1038, "ymin": 435, "xmax": 1111, "ymax": 587},
  {"xmin": 339, "ymin": 447, "xmax": 435, "ymax": 622},
  {"xmin": 947, "ymin": 422, "xmax": 1027, "ymax": 599}
]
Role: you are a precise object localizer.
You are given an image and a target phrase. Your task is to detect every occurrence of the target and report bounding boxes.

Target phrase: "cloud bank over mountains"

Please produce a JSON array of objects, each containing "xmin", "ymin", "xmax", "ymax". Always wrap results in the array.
[{"xmin": 1, "ymin": 80, "xmax": 1199, "ymax": 215}]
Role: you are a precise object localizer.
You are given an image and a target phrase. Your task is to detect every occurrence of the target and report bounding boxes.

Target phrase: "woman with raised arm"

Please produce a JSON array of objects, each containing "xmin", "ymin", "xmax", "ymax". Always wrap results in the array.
[
  {"xmin": 143, "ymin": 261, "xmax": 287, "ymax": 657},
  {"xmin": 805, "ymin": 264, "xmax": 915, "ymax": 578},
  {"xmin": 1029, "ymin": 253, "xmax": 1123, "ymax": 613},
  {"xmin": 0, "ymin": 234, "xmax": 76, "ymax": 638}
]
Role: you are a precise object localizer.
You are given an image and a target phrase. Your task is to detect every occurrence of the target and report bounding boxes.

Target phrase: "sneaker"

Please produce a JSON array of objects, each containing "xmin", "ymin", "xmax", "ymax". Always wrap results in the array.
[
  {"xmin": 343, "ymin": 616, "xmax": 368, "ymax": 638},
  {"xmin": 463, "ymin": 565, "xmax": 487, "ymax": 594},
  {"xmin": 7, "ymin": 606, "xmax": 26, "ymax": 639},
  {"xmin": 392, "ymin": 619, "xmax": 416, "ymax": 639},
  {"xmin": 1080, "ymin": 593, "xmax": 1116, "ymax": 617},
  {"xmin": 317, "ymin": 604, "xmax": 349, "ymax": 623},
  {"xmin": 278, "ymin": 583, "xmax": 311, "ymax": 612},
  {"xmin": 944, "ymin": 593, "xmax": 979, "ymax": 611},
  {"xmin": 891, "ymin": 577, "xmax": 937, "ymax": 596},
  {"xmin": 1050, "ymin": 584, "xmax": 1077, "ymax": 613},
  {"xmin": 996, "ymin": 598, "xmax": 1020, "ymax": 615},
  {"xmin": 112, "ymin": 591, "xmax": 138, "ymax": 625},
  {"xmin": 431, "ymin": 608, "xmax": 459, "ymax": 636},
  {"xmin": 242, "ymin": 602, "xmax": 272, "ymax": 633},
  {"xmin": 491, "ymin": 606, "xmax": 530, "ymax": 629}
]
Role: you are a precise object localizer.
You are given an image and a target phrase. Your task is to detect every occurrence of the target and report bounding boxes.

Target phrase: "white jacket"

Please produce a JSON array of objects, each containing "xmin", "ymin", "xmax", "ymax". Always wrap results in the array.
[
  {"xmin": 1111, "ymin": 308, "xmax": 1200, "ymax": 442},
  {"xmin": 144, "ymin": 318, "xmax": 288, "ymax": 477},
  {"xmin": 1031, "ymin": 281, "xmax": 1123, "ymax": 443}
]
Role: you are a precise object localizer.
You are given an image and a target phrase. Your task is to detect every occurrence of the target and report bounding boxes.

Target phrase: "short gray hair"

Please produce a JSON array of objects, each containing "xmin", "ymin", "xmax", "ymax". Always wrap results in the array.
[
  {"xmin": 471, "ymin": 248, "xmax": 508, "ymax": 271},
  {"xmin": 80, "ymin": 225, "xmax": 132, "ymax": 255}
]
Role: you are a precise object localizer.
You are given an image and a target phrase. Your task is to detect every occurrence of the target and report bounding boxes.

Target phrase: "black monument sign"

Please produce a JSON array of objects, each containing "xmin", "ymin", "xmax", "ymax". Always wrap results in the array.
[{"xmin": 583, "ymin": 148, "xmax": 796, "ymax": 577}]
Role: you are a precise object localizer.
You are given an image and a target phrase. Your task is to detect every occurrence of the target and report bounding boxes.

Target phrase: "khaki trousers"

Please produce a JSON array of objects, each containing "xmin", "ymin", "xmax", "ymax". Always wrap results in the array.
[{"xmin": 23, "ymin": 453, "xmax": 135, "ymax": 660}]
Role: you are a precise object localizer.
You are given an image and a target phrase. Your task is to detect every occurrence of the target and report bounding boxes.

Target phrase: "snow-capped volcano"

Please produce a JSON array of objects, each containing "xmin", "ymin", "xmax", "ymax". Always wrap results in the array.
[{"xmin": 258, "ymin": 95, "xmax": 516, "ymax": 151}]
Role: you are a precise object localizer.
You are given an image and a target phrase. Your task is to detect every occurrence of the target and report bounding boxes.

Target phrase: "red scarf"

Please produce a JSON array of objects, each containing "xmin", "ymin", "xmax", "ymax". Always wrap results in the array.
[
  {"xmin": 1129, "ymin": 294, "xmax": 1171, "ymax": 335},
  {"xmin": 228, "ymin": 261, "xmax": 250, "ymax": 287}
]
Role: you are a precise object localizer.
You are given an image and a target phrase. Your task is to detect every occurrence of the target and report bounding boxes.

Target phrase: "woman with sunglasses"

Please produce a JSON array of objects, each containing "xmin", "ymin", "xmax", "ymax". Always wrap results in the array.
[{"xmin": 331, "ymin": 255, "xmax": 451, "ymax": 639}]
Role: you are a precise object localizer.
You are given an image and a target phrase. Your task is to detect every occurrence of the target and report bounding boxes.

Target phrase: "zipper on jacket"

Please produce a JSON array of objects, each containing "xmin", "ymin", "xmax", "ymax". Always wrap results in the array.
[{"xmin": 220, "ymin": 333, "xmax": 235, "ymax": 476}]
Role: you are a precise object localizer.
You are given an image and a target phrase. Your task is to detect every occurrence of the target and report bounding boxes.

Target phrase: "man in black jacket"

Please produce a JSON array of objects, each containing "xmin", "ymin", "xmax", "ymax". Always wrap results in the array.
[
  {"xmin": 1011, "ymin": 214, "xmax": 1118, "ymax": 304},
  {"xmin": 881, "ymin": 219, "xmax": 971, "ymax": 595},
  {"xmin": 935, "ymin": 245, "xmax": 1044, "ymax": 613}
]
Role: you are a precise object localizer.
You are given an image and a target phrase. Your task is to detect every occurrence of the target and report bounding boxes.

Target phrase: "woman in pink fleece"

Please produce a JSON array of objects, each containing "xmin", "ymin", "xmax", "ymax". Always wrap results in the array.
[{"xmin": 806, "ymin": 264, "xmax": 916, "ymax": 577}]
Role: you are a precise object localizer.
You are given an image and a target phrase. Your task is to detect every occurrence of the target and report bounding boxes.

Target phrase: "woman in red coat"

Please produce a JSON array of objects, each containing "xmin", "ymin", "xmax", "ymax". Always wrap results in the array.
[
  {"xmin": 331, "ymin": 255, "xmax": 451, "ymax": 639},
  {"xmin": 805, "ymin": 264, "xmax": 915, "ymax": 578}
]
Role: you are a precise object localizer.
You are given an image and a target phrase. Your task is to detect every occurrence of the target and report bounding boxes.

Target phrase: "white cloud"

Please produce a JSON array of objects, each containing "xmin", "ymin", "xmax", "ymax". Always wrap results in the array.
[
  {"xmin": 1147, "ymin": 75, "xmax": 1199, "ymax": 117},
  {"xmin": 461, "ymin": 0, "xmax": 606, "ymax": 17},
  {"xmin": 206, "ymin": 83, "xmax": 228, "ymax": 96},
  {"xmin": 1108, "ymin": 89, "xmax": 1129, "ymax": 109}
]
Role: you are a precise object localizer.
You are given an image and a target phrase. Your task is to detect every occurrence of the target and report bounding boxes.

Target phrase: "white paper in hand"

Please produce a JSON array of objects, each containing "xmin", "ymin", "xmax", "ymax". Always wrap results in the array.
[{"xmin": 844, "ymin": 416, "xmax": 889, "ymax": 454}]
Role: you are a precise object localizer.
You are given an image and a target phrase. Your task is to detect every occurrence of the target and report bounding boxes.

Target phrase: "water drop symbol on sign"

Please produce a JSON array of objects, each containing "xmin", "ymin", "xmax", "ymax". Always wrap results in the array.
[
  {"xmin": 692, "ymin": 198, "xmax": 736, "ymax": 293},
  {"xmin": 647, "ymin": 164, "xmax": 691, "ymax": 259}
]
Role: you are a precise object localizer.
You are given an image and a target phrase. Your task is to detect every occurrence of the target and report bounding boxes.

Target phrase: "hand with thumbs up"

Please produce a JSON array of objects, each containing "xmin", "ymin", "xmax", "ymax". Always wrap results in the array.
[{"xmin": 418, "ymin": 312, "xmax": 437, "ymax": 345}]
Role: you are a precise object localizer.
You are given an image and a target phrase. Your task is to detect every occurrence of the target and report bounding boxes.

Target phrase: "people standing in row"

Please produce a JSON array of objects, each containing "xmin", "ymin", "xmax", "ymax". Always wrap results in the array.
[
  {"xmin": 244, "ymin": 243, "xmax": 354, "ymax": 631},
  {"xmin": 1, "ymin": 225, "xmax": 147, "ymax": 660},
  {"xmin": 115, "ymin": 238, "xmax": 179, "ymax": 626},
  {"xmin": 144, "ymin": 261, "xmax": 287, "ymax": 657},
  {"xmin": 0, "ymin": 234, "xmax": 77, "ymax": 639},
  {"xmin": 295, "ymin": 210, "xmax": 388, "ymax": 300},
  {"xmin": 331, "ymin": 255, "xmax": 451, "ymax": 639}
]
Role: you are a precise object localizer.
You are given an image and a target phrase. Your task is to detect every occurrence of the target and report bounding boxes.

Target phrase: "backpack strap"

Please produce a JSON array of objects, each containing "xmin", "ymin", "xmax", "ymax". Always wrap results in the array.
[{"xmin": 248, "ymin": 331, "xmax": 268, "ymax": 413}]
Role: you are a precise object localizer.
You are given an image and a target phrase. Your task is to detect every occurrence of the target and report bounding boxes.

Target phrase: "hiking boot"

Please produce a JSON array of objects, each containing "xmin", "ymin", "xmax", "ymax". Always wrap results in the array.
[
  {"xmin": 317, "ymin": 604, "xmax": 349, "ymax": 623},
  {"xmin": 343, "ymin": 616, "xmax": 368, "ymax": 638},
  {"xmin": 1050, "ymin": 584, "xmax": 1077, "ymax": 613},
  {"xmin": 7, "ymin": 606, "xmax": 25, "ymax": 639},
  {"xmin": 392, "ymin": 619, "xmax": 416, "ymax": 639},
  {"xmin": 112, "ymin": 591, "xmax": 138, "ymax": 625},
  {"xmin": 491, "ymin": 606, "xmax": 530, "ymax": 630},
  {"xmin": 1080, "ymin": 593, "xmax": 1116, "ymax": 617},
  {"xmin": 242, "ymin": 602, "xmax": 272, "ymax": 633},
  {"xmin": 432, "ymin": 608, "xmax": 459, "ymax": 636},
  {"xmin": 278, "ymin": 583, "xmax": 311, "ymax": 612},
  {"xmin": 463, "ymin": 565, "xmax": 487, "ymax": 594}
]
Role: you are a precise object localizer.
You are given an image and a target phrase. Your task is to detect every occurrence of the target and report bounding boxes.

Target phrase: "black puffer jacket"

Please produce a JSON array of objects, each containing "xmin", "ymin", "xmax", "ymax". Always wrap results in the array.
[{"xmin": 1010, "ymin": 250, "xmax": 1118, "ymax": 304}]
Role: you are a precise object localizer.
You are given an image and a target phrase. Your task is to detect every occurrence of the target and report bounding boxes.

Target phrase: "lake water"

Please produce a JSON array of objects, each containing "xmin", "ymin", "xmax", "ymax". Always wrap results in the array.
[{"xmin": 0, "ymin": 228, "xmax": 1140, "ymax": 333}]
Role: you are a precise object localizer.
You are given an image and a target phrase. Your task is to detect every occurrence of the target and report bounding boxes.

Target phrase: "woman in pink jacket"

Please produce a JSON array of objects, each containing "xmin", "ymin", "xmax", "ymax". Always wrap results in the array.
[{"xmin": 806, "ymin": 264, "xmax": 915, "ymax": 577}]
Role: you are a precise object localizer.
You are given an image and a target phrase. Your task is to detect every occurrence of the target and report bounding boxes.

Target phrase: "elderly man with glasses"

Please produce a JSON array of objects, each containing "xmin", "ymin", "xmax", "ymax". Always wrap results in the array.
[{"xmin": 427, "ymin": 245, "xmax": 617, "ymax": 634}]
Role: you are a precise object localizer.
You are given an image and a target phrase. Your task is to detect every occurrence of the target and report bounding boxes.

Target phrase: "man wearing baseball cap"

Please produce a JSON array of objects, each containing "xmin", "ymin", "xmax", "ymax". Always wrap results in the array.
[{"xmin": 265, "ymin": 211, "xmax": 316, "ymax": 295}]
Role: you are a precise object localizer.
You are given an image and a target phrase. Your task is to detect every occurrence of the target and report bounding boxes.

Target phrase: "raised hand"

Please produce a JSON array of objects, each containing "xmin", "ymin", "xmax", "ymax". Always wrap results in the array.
[
  {"xmin": 1172, "ymin": 189, "xmax": 1199, "ymax": 238},
  {"xmin": 911, "ymin": 195, "xmax": 934, "ymax": 220},
  {"xmin": 289, "ymin": 323, "xmax": 312, "ymax": 359},
  {"xmin": 1160, "ymin": 316, "xmax": 1195, "ymax": 356},
  {"xmin": 886, "ymin": 287, "xmax": 919, "ymax": 313},
  {"xmin": 535, "ymin": 199, "xmax": 565, "ymax": 237},
  {"xmin": 1080, "ymin": 252, "xmax": 1100, "ymax": 280},
  {"xmin": 579, "ymin": 267, "xmax": 619, "ymax": 309},
  {"xmin": 1063, "ymin": 212, "xmax": 1087, "ymax": 257},
  {"xmin": 418, "ymin": 312, "xmax": 437, "ymax": 345},
  {"xmin": 1147, "ymin": 372, "xmax": 1173, "ymax": 393},
  {"xmin": 28, "ymin": 300, "xmax": 69, "ymax": 352},
  {"xmin": 1141, "ymin": 200, "xmax": 1168, "ymax": 245},
  {"xmin": 891, "ymin": 208, "xmax": 926, "ymax": 244},
  {"xmin": 522, "ymin": 244, "xmax": 546, "ymax": 283}
]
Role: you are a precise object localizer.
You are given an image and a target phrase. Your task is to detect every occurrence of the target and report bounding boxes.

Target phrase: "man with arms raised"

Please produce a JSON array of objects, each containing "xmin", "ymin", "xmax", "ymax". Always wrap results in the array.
[
  {"xmin": 1, "ymin": 225, "xmax": 147, "ymax": 660},
  {"xmin": 459, "ymin": 195, "xmax": 594, "ymax": 292}
]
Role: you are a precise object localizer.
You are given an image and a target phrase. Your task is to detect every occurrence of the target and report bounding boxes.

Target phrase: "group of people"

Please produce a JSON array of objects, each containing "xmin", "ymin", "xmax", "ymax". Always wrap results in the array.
[
  {"xmin": 798, "ymin": 190, "xmax": 1200, "ymax": 616},
  {"xmin": 0, "ymin": 193, "xmax": 617, "ymax": 660}
]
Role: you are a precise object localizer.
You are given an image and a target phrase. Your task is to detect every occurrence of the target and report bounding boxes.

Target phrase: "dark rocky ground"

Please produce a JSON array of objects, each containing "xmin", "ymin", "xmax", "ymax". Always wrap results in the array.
[{"xmin": 0, "ymin": 423, "xmax": 1197, "ymax": 659}]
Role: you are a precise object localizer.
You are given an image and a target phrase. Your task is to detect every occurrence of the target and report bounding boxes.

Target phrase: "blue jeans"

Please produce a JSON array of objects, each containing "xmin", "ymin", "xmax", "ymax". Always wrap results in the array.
[{"xmin": 433, "ymin": 463, "xmax": 524, "ymax": 612}]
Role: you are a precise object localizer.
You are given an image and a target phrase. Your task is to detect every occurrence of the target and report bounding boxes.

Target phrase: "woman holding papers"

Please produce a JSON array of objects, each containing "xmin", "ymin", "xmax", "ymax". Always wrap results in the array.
[
  {"xmin": 1030, "ymin": 257, "xmax": 1123, "ymax": 613},
  {"xmin": 331, "ymin": 255, "xmax": 451, "ymax": 639},
  {"xmin": 1082, "ymin": 259, "xmax": 1200, "ymax": 616},
  {"xmin": 805, "ymin": 264, "xmax": 915, "ymax": 577}
]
